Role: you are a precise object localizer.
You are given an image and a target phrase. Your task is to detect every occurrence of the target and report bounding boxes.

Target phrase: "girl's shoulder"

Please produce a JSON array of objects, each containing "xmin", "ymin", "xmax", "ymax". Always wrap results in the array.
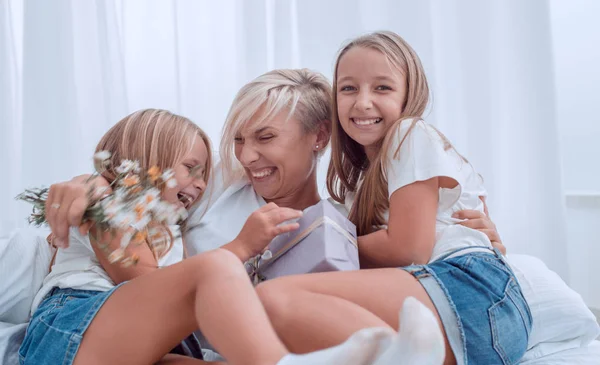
[
  {"xmin": 385, "ymin": 118, "xmax": 449, "ymax": 159},
  {"xmin": 388, "ymin": 118, "xmax": 438, "ymax": 144}
]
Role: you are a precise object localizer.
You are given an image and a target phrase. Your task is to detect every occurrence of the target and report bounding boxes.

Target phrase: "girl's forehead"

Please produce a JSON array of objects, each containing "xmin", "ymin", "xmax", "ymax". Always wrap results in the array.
[
  {"xmin": 338, "ymin": 46, "xmax": 402, "ymax": 80},
  {"xmin": 182, "ymin": 134, "xmax": 206, "ymax": 157}
]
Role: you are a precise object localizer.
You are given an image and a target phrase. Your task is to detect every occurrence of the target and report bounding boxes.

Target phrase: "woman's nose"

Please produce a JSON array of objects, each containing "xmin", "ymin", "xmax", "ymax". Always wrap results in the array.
[{"xmin": 238, "ymin": 143, "xmax": 260, "ymax": 166}]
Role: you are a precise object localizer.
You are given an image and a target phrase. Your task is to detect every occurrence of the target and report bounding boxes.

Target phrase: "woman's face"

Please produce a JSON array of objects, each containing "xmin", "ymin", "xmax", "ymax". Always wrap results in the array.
[{"xmin": 234, "ymin": 108, "xmax": 320, "ymax": 202}]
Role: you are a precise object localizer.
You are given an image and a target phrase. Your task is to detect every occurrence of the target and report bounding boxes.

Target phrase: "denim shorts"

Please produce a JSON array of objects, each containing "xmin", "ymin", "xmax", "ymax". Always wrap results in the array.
[
  {"xmin": 19, "ymin": 284, "xmax": 204, "ymax": 364},
  {"xmin": 18, "ymin": 285, "xmax": 122, "ymax": 365},
  {"xmin": 401, "ymin": 247, "xmax": 532, "ymax": 365}
]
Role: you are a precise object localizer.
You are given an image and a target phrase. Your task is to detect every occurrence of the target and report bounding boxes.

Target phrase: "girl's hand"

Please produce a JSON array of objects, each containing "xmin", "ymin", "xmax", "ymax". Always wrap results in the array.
[
  {"xmin": 229, "ymin": 203, "xmax": 303, "ymax": 261},
  {"xmin": 46, "ymin": 174, "xmax": 111, "ymax": 248},
  {"xmin": 452, "ymin": 209, "xmax": 506, "ymax": 255}
]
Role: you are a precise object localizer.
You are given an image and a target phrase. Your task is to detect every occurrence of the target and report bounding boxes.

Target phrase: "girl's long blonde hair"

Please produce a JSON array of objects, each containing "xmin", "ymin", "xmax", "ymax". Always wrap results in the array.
[
  {"xmin": 95, "ymin": 108, "xmax": 212, "ymax": 187},
  {"xmin": 94, "ymin": 109, "xmax": 212, "ymax": 258},
  {"xmin": 326, "ymin": 31, "xmax": 430, "ymax": 235}
]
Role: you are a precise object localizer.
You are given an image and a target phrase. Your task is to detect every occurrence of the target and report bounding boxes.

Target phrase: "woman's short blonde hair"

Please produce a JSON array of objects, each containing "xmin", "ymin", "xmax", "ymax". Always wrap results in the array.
[{"xmin": 220, "ymin": 69, "xmax": 332, "ymax": 183}]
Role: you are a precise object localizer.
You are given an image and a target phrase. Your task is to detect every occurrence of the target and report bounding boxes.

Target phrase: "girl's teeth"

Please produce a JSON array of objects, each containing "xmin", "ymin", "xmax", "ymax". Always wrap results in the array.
[
  {"xmin": 353, "ymin": 118, "xmax": 381, "ymax": 125},
  {"xmin": 178, "ymin": 193, "xmax": 192, "ymax": 207}
]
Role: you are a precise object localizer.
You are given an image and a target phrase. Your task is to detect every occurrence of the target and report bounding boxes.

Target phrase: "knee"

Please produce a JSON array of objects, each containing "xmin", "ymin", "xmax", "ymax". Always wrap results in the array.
[{"xmin": 189, "ymin": 248, "xmax": 246, "ymax": 282}]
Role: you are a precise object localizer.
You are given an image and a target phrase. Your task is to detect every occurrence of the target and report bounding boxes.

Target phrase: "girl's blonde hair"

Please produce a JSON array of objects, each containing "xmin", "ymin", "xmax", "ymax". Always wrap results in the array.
[
  {"xmin": 95, "ymin": 108, "xmax": 212, "ymax": 187},
  {"xmin": 94, "ymin": 109, "xmax": 212, "ymax": 259},
  {"xmin": 220, "ymin": 69, "xmax": 332, "ymax": 184},
  {"xmin": 326, "ymin": 31, "xmax": 431, "ymax": 235}
]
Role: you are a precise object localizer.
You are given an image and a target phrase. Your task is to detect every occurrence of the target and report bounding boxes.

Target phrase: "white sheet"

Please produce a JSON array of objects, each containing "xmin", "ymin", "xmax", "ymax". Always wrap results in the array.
[
  {"xmin": 0, "ymin": 322, "xmax": 26, "ymax": 365},
  {"xmin": 507, "ymin": 254, "xmax": 600, "ymax": 360},
  {"xmin": 521, "ymin": 340, "xmax": 600, "ymax": 364}
]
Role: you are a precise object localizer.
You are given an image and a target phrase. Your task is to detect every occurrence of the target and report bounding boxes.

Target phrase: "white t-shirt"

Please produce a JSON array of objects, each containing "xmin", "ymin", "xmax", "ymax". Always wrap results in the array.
[
  {"xmin": 184, "ymin": 163, "xmax": 267, "ymax": 256},
  {"xmin": 184, "ymin": 162, "xmax": 347, "ymax": 255},
  {"xmin": 345, "ymin": 119, "xmax": 492, "ymax": 263},
  {"xmin": 31, "ymin": 226, "xmax": 184, "ymax": 313}
]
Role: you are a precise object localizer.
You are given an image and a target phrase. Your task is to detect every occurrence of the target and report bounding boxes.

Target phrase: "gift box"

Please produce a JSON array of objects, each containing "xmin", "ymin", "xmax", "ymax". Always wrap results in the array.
[{"xmin": 246, "ymin": 199, "xmax": 359, "ymax": 284}]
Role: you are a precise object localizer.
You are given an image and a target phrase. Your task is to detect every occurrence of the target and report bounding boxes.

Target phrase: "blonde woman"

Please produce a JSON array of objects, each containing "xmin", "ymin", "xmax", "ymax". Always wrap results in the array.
[
  {"xmin": 254, "ymin": 32, "xmax": 531, "ymax": 365},
  {"xmin": 20, "ymin": 109, "xmax": 406, "ymax": 365}
]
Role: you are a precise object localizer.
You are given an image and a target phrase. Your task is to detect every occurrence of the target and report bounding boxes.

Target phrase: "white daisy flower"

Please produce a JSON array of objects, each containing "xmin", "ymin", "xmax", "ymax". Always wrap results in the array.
[
  {"xmin": 93, "ymin": 151, "xmax": 112, "ymax": 171},
  {"xmin": 108, "ymin": 248, "xmax": 125, "ymax": 264},
  {"xmin": 166, "ymin": 178, "xmax": 178, "ymax": 189},
  {"xmin": 138, "ymin": 188, "xmax": 160, "ymax": 210},
  {"xmin": 116, "ymin": 160, "xmax": 140, "ymax": 174},
  {"xmin": 162, "ymin": 169, "xmax": 174, "ymax": 181},
  {"xmin": 109, "ymin": 211, "xmax": 136, "ymax": 229},
  {"xmin": 94, "ymin": 151, "xmax": 111, "ymax": 161}
]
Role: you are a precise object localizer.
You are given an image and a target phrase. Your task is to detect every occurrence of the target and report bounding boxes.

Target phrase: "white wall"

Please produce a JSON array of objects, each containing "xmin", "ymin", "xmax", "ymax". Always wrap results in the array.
[{"xmin": 550, "ymin": 0, "xmax": 600, "ymax": 309}]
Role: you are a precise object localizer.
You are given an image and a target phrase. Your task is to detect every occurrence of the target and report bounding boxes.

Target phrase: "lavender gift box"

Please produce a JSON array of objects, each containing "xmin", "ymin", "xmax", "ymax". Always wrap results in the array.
[{"xmin": 247, "ymin": 199, "xmax": 359, "ymax": 283}]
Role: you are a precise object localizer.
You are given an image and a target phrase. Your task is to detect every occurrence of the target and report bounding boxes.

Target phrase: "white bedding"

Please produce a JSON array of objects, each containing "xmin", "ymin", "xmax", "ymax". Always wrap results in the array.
[
  {"xmin": 520, "ymin": 340, "xmax": 600, "ymax": 364},
  {"xmin": 1, "ymin": 232, "xmax": 599, "ymax": 364},
  {"xmin": 2, "ymin": 321, "xmax": 598, "ymax": 365}
]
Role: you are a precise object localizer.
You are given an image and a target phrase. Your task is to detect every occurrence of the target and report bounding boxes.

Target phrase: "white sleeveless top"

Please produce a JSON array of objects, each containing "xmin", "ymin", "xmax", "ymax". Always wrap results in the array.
[
  {"xmin": 345, "ymin": 119, "xmax": 492, "ymax": 263},
  {"xmin": 31, "ymin": 226, "xmax": 184, "ymax": 313}
]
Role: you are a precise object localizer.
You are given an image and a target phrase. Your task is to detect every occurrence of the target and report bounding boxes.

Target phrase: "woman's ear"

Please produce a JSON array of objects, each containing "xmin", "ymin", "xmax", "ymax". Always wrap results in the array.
[{"xmin": 314, "ymin": 120, "xmax": 331, "ymax": 151}]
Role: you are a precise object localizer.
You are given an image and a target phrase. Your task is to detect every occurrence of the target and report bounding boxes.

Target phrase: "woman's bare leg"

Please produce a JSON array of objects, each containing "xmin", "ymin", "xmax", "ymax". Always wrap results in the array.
[
  {"xmin": 73, "ymin": 249, "xmax": 286, "ymax": 365},
  {"xmin": 256, "ymin": 269, "xmax": 455, "ymax": 365}
]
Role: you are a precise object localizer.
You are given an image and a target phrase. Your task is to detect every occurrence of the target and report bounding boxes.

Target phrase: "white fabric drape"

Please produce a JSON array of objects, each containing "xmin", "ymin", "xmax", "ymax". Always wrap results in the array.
[{"xmin": 2, "ymin": 0, "xmax": 579, "ymax": 303}]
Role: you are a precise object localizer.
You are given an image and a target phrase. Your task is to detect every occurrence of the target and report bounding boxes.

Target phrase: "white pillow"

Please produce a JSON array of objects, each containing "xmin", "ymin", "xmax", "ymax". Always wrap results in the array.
[
  {"xmin": 507, "ymin": 254, "xmax": 600, "ymax": 361},
  {"xmin": 0, "ymin": 228, "xmax": 53, "ymax": 324}
]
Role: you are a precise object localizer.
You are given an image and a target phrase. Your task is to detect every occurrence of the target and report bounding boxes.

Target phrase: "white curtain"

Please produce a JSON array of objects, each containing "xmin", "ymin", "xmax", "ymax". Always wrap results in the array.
[{"xmin": 2, "ymin": 0, "xmax": 578, "ymax": 302}]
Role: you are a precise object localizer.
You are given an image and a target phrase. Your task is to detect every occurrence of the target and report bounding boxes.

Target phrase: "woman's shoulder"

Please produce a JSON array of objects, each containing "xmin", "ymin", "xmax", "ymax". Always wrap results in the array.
[
  {"xmin": 186, "ymin": 162, "xmax": 254, "ymax": 227},
  {"xmin": 325, "ymin": 197, "xmax": 350, "ymax": 218}
]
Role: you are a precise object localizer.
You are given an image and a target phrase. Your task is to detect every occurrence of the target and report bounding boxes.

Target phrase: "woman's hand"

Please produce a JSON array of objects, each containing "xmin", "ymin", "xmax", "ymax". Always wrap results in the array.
[
  {"xmin": 225, "ymin": 203, "xmax": 303, "ymax": 262},
  {"xmin": 45, "ymin": 174, "xmax": 111, "ymax": 248},
  {"xmin": 452, "ymin": 209, "xmax": 506, "ymax": 255}
]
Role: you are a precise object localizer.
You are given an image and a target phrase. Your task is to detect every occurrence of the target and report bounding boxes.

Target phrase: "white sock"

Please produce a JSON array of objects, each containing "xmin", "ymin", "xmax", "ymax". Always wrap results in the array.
[
  {"xmin": 277, "ymin": 296, "xmax": 445, "ymax": 365},
  {"xmin": 277, "ymin": 327, "xmax": 396, "ymax": 365},
  {"xmin": 375, "ymin": 296, "xmax": 446, "ymax": 365}
]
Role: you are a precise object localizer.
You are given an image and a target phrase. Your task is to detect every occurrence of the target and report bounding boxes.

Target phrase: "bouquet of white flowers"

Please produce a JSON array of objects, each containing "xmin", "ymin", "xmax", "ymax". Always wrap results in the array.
[{"xmin": 16, "ymin": 151, "xmax": 188, "ymax": 266}]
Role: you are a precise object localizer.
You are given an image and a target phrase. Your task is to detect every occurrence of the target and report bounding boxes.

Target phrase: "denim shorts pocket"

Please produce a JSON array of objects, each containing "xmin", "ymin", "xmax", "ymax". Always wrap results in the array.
[
  {"xmin": 474, "ymin": 254, "xmax": 513, "ymax": 275},
  {"xmin": 489, "ymin": 279, "xmax": 531, "ymax": 365}
]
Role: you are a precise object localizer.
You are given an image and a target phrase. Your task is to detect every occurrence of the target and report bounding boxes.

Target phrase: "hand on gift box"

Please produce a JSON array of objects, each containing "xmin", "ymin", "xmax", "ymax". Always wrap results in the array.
[
  {"xmin": 250, "ymin": 199, "xmax": 360, "ymax": 283},
  {"xmin": 230, "ymin": 203, "xmax": 303, "ymax": 261}
]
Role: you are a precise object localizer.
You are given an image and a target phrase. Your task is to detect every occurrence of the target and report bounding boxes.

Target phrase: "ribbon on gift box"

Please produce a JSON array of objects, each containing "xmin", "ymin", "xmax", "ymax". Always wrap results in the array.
[{"xmin": 245, "ymin": 216, "xmax": 357, "ymax": 285}]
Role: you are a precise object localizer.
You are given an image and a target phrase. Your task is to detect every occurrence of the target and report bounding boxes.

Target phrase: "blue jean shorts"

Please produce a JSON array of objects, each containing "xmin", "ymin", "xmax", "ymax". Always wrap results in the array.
[
  {"xmin": 401, "ymin": 247, "xmax": 532, "ymax": 365},
  {"xmin": 18, "ymin": 286, "xmax": 122, "ymax": 365},
  {"xmin": 19, "ymin": 284, "xmax": 204, "ymax": 364}
]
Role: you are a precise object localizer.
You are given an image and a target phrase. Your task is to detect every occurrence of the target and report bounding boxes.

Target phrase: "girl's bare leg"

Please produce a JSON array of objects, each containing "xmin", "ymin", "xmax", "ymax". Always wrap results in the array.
[
  {"xmin": 157, "ymin": 354, "xmax": 227, "ymax": 364},
  {"xmin": 256, "ymin": 269, "xmax": 455, "ymax": 365},
  {"xmin": 73, "ymin": 249, "xmax": 286, "ymax": 365}
]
